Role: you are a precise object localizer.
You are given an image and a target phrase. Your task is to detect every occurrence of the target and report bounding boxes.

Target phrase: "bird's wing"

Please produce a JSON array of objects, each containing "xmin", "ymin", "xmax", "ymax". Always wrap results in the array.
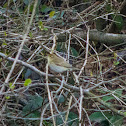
[
  {"xmin": 52, "ymin": 54, "xmax": 72, "ymax": 68},
  {"xmin": 56, "ymin": 61, "xmax": 72, "ymax": 68}
]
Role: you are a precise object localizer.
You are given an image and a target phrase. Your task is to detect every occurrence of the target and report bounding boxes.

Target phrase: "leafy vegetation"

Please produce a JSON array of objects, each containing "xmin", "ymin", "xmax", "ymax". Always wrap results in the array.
[{"xmin": 0, "ymin": 0, "xmax": 126, "ymax": 125}]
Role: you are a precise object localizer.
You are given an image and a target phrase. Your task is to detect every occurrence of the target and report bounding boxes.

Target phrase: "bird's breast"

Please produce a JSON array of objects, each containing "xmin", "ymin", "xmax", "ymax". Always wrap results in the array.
[{"xmin": 49, "ymin": 63, "xmax": 68, "ymax": 73}]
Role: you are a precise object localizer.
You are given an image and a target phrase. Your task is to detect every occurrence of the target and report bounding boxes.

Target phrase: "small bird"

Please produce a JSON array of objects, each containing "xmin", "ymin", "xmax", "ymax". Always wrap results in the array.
[{"xmin": 47, "ymin": 53, "xmax": 73, "ymax": 73}]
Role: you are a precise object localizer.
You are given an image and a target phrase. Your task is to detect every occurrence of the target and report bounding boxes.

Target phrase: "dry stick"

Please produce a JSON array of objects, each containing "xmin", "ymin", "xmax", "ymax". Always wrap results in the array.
[
  {"xmin": 51, "ymin": 76, "xmax": 65, "ymax": 124},
  {"xmin": 45, "ymin": 31, "xmax": 57, "ymax": 126},
  {"xmin": 82, "ymin": 108, "xmax": 92, "ymax": 126},
  {"xmin": 0, "ymin": 83, "xmax": 60, "ymax": 95},
  {"xmin": 112, "ymin": 93, "xmax": 126, "ymax": 106},
  {"xmin": 63, "ymin": 95, "xmax": 73, "ymax": 126},
  {"xmin": 0, "ymin": 0, "xmax": 38, "ymax": 94},
  {"xmin": 66, "ymin": 33, "xmax": 71, "ymax": 82},
  {"xmin": 87, "ymin": 1, "xmax": 106, "ymax": 17},
  {"xmin": 51, "ymin": 30, "xmax": 57, "ymax": 54},
  {"xmin": 77, "ymin": 27, "xmax": 89, "ymax": 79},
  {"xmin": 67, "ymin": 33, "xmax": 71, "ymax": 61},
  {"xmin": 45, "ymin": 63, "xmax": 56, "ymax": 126},
  {"xmin": 0, "ymin": 52, "xmax": 54, "ymax": 78},
  {"xmin": 79, "ymin": 86, "xmax": 83, "ymax": 126},
  {"xmin": 39, "ymin": 103, "xmax": 50, "ymax": 126},
  {"xmin": 47, "ymin": 31, "xmax": 63, "ymax": 126},
  {"xmin": 80, "ymin": 1, "xmax": 102, "ymax": 15},
  {"xmin": 25, "ymin": 2, "xmax": 31, "ymax": 26},
  {"xmin": 72, "ymin": 92, "xmax": 92, "ymax": 125},
  {"xmin": 52, "ymin": 76, "xmax": 64, "ymax": 94},
  {"xmin": 52, "ymin": 98, "xmax": 65, "ymax": 124}
]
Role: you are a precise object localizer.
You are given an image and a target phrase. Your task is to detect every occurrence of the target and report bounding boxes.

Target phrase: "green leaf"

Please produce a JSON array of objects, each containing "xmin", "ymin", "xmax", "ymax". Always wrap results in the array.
[
  {"xmin": 43, "ymin": 27, "xmax": 48, "ymax": 31},
  {"xmin": 43, "ymin": 120, "xmax": 52, "ymax": 126},
  {"xmin": 105, "ymin": 3, "xmax": 111, "ymax": 12},
  {"xmin": 3, "ymin": 2, "xmax": 8, "ymax": 8},
  {"xmin": 24, "ymin": 68, "xmax": 32, "ymax": 79},
  {"xmin": 60, "ymin": 11, "xmax": 65, "ymax": 18},
  {"xmin": 4, "ymin": 31, "xmax": 7, "ymax": 36},
  {"xmin": 9, "ymin": 83, "xmax": 15, "ymax": 90},
  {"xmin": 113, "ymin": 61, "xmax": 120, "ymax": 66},
  {"xmin": 58, "ymin": 95, "xmax": 65, "ymax": 104},
  {"xmin": 56, "ymin": 112, "xmax": 78, "ymax": 125},
  {"xmin": 114, "ymin": 89, "xmax": 122, "ymax": 96},
  {"xmin": 71, "ymin": 47, "xmax": 79, "ymax": 57},
  {"xmin": 28, "ymin": 111, "xmax": 40, "ymax": 118},
  {"xmin": 23, "ymin": 0, "xmax": 32, "ymax": 5},
  {"xmin": 24, "ymin": 78, "xmax": 32, "ymax": 86},
  {"xmin": 29, "ymin": 4, "xmax": 34, "ymax": 13},
  {"xmin": 2, "ymin": 42, "xmax": 7, "ymax": 46},
  {"xmin": 41, "ymin": 5, "xmax": 51, "ymax": 13},
  {"xmin": 114, "ymin": 15, "xmax": 124, "ymax": 31},
  {"xmin": 102, "ymin": 95, "xmax": 115, "ymax": 102},
  {"xmin": 49, "ymin": 11, "xmax": 55, "ymax": 18},
  {"xmin": 38, "ymin": 21, "xmax": 44, "ymax": 30},
  {"xmin": 110, "ymin": 115, "xmax": 123, "ymax": 126},
  {"xmin": 124, "ymin": 112, "xmax": 126, "ymax": 116},
  {"xmin": 56, "ymin": 114, "xmax": 64, "ymax": 125},
  {"xmin": 89, "ymin": 112, "xmax": 111, "ymax": 122},
  {"xmin": 56, "ymin": 43, "xmax": 63, "ymax": 52},
  {"xmin": 22, "ymin": 95, "xmax": 43, "ymax": 117},
  {"xmin": 0, "ymin": 58, "xmax": 2, "ymax": 62},
  {"xmin": 68, "ymin": 112, "xmax": 79, "ymax": 125},
  {"xmin": 113, "ymin": 52, "xmax": 118, "ymax": 59},
  {"xmin": 97, "ymin": 88, "xmax": 106, "ymax": 93},
  {"xmin": 29, "ymin": 32, "xmax": 33, "ymax": 38},
  {"xmin": 5, "ymin": 96, "xmax": 10, "ymax": 99},
  {"xmin": 68, "ymin": 112, "xmax": 78, "ymax": 120}
]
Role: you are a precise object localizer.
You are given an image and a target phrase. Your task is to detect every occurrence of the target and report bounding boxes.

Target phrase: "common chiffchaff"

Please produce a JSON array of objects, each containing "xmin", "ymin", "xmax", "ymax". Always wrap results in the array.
[{"xmin": 47, "ymin": 53, "xmax": 73, "ymax": 73}]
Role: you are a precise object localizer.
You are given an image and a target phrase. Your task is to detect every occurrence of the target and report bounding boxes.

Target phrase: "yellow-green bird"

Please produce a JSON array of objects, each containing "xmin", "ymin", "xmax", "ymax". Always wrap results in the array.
[{"xmin": 47, "ymin": 53, "xmax": 73, "ymax": 73}]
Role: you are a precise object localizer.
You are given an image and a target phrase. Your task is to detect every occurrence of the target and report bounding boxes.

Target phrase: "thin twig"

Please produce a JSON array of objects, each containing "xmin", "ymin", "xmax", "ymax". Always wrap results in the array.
[
  {"xmin": 79, "ymin": 86, "xmax": 83, "ymax": 126},
  {"xmin": 45, "ymin": 63, "xmax": 56, "ymax": 126},
  {"xmin": 63, "ymin": 95, "xmax": 73, "ymax": 126},
  {"xmin": 77, "ymin": 27, "xmax": 89, "ymax": 78},
  {"xmin": 51, "ymin": 30, "xmax": 57, "ymax": 54},
  {"xmin": 39, "ymin": 103, "xmax": 50, "ymax": 126},
  {"xmin": 0, "ymin": 52, "xmax": 54, "ymax": 78}
]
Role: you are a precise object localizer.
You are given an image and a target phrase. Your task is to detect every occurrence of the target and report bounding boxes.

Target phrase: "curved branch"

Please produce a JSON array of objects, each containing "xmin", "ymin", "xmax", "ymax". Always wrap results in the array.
[
  {"xmin": 0, "ymin": 52, "xmax": 53, "ymax": 77},
  {"xmin": 71, "ymin": 29, "xmax": 126, "ymax": 45}
]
